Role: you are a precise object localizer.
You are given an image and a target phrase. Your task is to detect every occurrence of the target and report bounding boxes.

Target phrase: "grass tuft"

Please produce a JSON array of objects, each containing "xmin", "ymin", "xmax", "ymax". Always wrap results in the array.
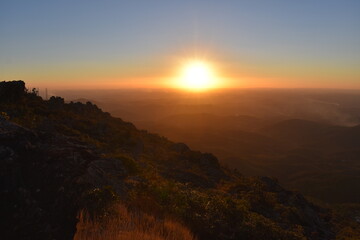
[{"xmin": 74, "ymin": 203, "xmax": 196, "ymax": 240}]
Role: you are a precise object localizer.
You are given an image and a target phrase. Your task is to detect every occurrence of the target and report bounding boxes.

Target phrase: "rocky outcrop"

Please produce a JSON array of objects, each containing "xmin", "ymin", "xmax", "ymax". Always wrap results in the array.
[{"xmin": 0, "ymin": 119, "xmax": 128, "ymax": 240}]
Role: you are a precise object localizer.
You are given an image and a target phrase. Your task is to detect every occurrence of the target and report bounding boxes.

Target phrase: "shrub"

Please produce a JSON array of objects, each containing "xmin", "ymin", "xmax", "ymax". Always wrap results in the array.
[
  {"xmin": 120, "ymin": 155, "xmax": 140, "ymax": 175},
  {"xmin": 81, "ymin": 186, "xmax": 119, "ymax": 219}
]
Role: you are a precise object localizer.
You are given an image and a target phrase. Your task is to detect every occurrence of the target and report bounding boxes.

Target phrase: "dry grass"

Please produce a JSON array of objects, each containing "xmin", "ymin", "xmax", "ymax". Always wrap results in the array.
[{"xmin": 74, "ymin": 203, "xmax": 196, "ymax": 240}]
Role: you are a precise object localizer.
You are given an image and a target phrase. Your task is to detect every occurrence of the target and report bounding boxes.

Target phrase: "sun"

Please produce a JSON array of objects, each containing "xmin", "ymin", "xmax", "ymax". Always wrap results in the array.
[{"xmin": 178, "ymin": 60, "xmax": 216, "ymax": 90}]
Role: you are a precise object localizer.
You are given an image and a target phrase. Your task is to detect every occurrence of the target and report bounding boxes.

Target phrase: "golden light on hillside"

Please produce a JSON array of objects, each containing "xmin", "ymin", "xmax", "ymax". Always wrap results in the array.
[{"xmin": 175, "ymin": 60, "xmax": 218, "ymax": 91}]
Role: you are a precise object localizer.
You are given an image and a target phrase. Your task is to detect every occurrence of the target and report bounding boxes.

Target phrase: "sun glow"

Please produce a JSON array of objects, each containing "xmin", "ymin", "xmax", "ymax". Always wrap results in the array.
[{"xmin": 176, "ymin": 60, "xmax": 217, "ymax": 90}]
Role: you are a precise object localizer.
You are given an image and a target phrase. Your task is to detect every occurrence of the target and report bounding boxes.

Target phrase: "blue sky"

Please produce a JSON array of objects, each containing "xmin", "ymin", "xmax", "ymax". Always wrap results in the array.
[{"xmin": 1, "ymin": 0, "xmax": 359, "ymax": 89}]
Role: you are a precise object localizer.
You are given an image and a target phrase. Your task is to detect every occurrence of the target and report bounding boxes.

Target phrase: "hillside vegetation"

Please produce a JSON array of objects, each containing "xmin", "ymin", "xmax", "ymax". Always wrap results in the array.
[{"xmin": 1, "ymin": 81, "xmax": 359, "ymax": 240}]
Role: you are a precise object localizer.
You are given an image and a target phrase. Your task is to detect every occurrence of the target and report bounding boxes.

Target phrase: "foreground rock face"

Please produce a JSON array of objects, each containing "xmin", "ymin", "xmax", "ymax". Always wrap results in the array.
[
  {"xmin": 0, "ymin": 121, "xmax": 228, "ymax": 239},
  {"xmin": 0, "ymin": 120, "xmax": 128, "ymax": 239}
]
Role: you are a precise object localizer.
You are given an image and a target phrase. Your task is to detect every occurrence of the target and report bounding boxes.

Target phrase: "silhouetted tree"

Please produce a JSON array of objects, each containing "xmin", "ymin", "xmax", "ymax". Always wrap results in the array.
[{"xmin": 48, "ymin": 96, "xmax": 65, "ymax": 108}]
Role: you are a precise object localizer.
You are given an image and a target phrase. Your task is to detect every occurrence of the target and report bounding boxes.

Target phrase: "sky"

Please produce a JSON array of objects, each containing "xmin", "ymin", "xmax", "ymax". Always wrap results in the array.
[{"xmin": 1, "ymin": 0, "xmax": 359, "ymax": 89}]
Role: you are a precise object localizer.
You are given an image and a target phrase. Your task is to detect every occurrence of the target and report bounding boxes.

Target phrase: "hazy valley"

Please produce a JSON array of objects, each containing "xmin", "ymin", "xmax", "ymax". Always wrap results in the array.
[{"xmin": 57, "ymin": 88, "xmax": 360, "ymax": 204}]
